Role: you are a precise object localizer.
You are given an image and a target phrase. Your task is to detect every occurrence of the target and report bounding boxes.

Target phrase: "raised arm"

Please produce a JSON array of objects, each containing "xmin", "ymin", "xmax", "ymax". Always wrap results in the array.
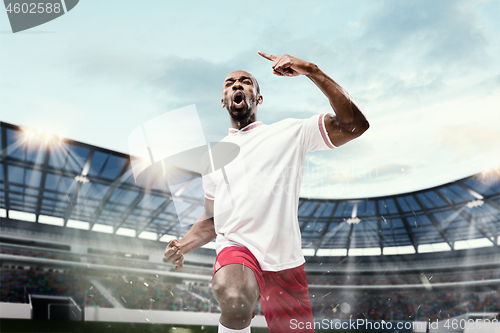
[
  {"xmin": 258, "ymin": 51, "xmax": 369, "ymax": 147},
  {"xmin": 164, "ymin": 197, "xmax": 216, "ymax": 271}
]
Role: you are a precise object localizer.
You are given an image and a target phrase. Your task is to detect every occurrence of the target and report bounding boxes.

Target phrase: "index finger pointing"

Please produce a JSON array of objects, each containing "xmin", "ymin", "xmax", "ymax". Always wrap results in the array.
[{"xmin": 258, "ymin": 51, "xmax": 276, "ymax": 61}]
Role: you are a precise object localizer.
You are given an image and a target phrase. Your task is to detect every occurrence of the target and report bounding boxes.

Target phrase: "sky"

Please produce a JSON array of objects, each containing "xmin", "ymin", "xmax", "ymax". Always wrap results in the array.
[{"xmin": 1, "ymin": 0, "xmax": 499, "ymax": 199}]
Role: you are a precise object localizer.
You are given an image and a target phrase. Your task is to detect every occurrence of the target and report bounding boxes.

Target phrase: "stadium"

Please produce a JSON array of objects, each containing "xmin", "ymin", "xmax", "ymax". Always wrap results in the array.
[{"xmin": 1, "ymin": 119, "xmax": 498, "ymax": 333}]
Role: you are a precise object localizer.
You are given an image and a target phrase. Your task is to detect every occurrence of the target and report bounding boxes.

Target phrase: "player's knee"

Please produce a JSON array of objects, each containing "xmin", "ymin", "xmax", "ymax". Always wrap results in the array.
[
  {"xmin": 213, "ymin": 283, "xmax": 254, "ymax": 317},
  {"xmin": 218, "ymin": 291, "xmax": 254, "ymax": 318}
]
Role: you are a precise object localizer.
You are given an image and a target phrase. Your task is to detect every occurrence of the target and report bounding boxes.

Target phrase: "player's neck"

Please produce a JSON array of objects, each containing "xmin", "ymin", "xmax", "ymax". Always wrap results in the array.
[{"xmin": 230, "ymin": 115, "xmax": 257, "ymax": 131}]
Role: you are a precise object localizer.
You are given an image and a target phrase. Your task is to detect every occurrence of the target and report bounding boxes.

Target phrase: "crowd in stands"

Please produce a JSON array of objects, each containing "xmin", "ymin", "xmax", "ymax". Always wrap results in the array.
[
  {"xmin": 9, "ymin": 244, "xmax": 495, "ymax": 287},
  {"xmin": 101, "ymin": 275, "xmax": 218, "ymax": 312},
  {"xmin": 308, "ymin": 275, "xmax": 421, "ymax": 286},
  {"xmin": 1, "ymin": 244, "xmax": 164, "ymax": 270},
  {"xmin": 172, "ymin": 266, "xmax": 213, "ymax": 276},
  {"xmin": 98, "ymin": 275, "xmax": 262, "ymax": 314},
  {"xmin": 307, "ymin": 270, "xmax": 500, "ymax": 286},
  {"xmin": 0, "ymin": 247, "xmax": 81, "ymax": 262},
  {"xmin": 0, "ymin": 265, "xmax": 111, "ymax": 307},
  {"xmin": 86, "ymin": 256, "xmax": 159, "ymax": 270},
  {"xmin": 2, "ymin": 265, "xmax": 497, "ymax": 319},
  {"xmin": 309, "ymin": 290, "xmax": 500, "ymax": 321},
  {"xmin": 188, "ymin": 282, "xmax": 218, "ymax": 306},
  {"xmin": 2, "ymin": 247, "xmax": 498, "ymax": 320},
  {"xmin": 1, "ymin": 244, "xmax": 216, "ymax": 274},
  {"xmin": 427, "ymin": 271, "xmax": 500, "ymax": 283}
]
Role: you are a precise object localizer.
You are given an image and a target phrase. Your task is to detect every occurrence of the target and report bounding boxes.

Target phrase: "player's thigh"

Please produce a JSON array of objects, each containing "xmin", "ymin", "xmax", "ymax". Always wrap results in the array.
[{"xmin": 212, "ymin": 263, "xmax": 260, "ymax": 303}]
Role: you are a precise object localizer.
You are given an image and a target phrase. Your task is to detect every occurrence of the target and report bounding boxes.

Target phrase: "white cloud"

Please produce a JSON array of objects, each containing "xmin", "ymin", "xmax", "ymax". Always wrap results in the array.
[{"xmin": 1, "ymin": 0, "xmax": 499, "ymax": 199}]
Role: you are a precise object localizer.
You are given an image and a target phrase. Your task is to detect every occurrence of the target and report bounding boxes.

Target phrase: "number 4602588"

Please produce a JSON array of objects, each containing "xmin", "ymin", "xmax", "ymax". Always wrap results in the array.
[{"xmin": 5, "ymin": 2, "xmax": 61, "ymax": 14}]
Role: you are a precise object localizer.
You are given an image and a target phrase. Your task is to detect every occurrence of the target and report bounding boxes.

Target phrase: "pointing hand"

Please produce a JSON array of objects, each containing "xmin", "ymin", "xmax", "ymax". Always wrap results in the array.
[{"xmin": 258, "ymin": 51, "xmax": 312, "ymax": 77}]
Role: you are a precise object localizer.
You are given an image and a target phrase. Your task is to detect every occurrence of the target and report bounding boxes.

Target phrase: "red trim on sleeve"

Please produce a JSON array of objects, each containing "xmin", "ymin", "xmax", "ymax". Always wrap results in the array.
[
  {"xmin": 205, "ymin": 192, "xmax": 215, "ymax": 200},
  {"xmin": 318, "ymin": 113, "xmax": 336, "ymax": 149}
]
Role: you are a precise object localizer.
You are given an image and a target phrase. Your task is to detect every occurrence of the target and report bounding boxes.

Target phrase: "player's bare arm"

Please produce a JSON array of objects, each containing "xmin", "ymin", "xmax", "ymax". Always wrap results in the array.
[
  {"xmin": 164, "ymin": 198, "xmax": 216, "ymax": 271},
  {"xmin": 258, "ymin": 51, "xmax": 369, "ymax": 147}
]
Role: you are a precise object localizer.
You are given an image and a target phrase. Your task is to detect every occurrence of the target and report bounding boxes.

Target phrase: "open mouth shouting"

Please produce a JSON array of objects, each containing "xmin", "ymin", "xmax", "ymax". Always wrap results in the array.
[{"xmin": 232, "ymin": 91, "xmax": 245, "ymax": 109}]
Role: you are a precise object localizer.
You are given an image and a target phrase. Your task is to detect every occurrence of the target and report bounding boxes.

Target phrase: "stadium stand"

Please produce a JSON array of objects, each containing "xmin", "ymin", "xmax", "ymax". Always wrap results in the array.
[
  {"xmin": 1, "ymin": 121, "xmax": 499, "ymax": 328},
  {"xmin": 0, "ymin": 265, "xmax": 111, "ymax": 307}
]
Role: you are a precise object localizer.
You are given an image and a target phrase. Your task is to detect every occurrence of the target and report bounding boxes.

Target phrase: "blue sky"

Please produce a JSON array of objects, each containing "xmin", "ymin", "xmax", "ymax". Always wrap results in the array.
[{"xmin": 1, "ymin": 0, "xmax": 499, "ymax": 199}]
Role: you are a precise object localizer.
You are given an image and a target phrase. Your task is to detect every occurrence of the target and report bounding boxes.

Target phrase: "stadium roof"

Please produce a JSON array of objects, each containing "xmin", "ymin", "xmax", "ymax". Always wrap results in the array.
[{"xmin": 1, "ymin": 121, "xmax": 499, "ymax": 256}]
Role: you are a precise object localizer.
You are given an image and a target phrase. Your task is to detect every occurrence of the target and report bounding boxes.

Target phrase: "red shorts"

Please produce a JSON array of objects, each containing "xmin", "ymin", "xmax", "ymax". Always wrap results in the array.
[{"xmin": 214, "ymin": 246, "xmax": 314, "ymax": 333}]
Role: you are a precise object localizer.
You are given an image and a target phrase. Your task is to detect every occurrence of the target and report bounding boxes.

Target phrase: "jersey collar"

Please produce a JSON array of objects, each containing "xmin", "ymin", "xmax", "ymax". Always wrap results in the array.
[{"xmin": 228, "ymin": 121, "xmax": 264, "ymax": 134}]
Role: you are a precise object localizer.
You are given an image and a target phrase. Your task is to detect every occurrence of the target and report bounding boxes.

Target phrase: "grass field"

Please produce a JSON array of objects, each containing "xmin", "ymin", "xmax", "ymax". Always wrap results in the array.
[{"xmin": 0, "ymin": 319, "xmax": 384, "ymax": 333}]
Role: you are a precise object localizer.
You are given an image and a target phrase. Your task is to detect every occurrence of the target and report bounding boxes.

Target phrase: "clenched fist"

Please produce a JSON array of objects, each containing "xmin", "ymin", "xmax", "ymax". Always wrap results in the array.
[{"xmin": 164, "ymin": 239, "xmax": 184, "ymax": 271}]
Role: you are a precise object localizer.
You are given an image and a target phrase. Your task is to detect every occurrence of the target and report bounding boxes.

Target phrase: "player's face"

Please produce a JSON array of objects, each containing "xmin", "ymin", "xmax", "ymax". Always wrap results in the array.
[{"xmin": 221, "ymin": 70, "xmax": 263, "ymax": 122}]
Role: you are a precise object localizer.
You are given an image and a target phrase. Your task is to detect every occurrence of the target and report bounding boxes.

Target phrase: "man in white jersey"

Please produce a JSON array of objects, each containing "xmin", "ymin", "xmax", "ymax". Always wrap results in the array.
[{"xmin": 165, "ymin": 52, "xmax": 369, "ymax": 333}]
